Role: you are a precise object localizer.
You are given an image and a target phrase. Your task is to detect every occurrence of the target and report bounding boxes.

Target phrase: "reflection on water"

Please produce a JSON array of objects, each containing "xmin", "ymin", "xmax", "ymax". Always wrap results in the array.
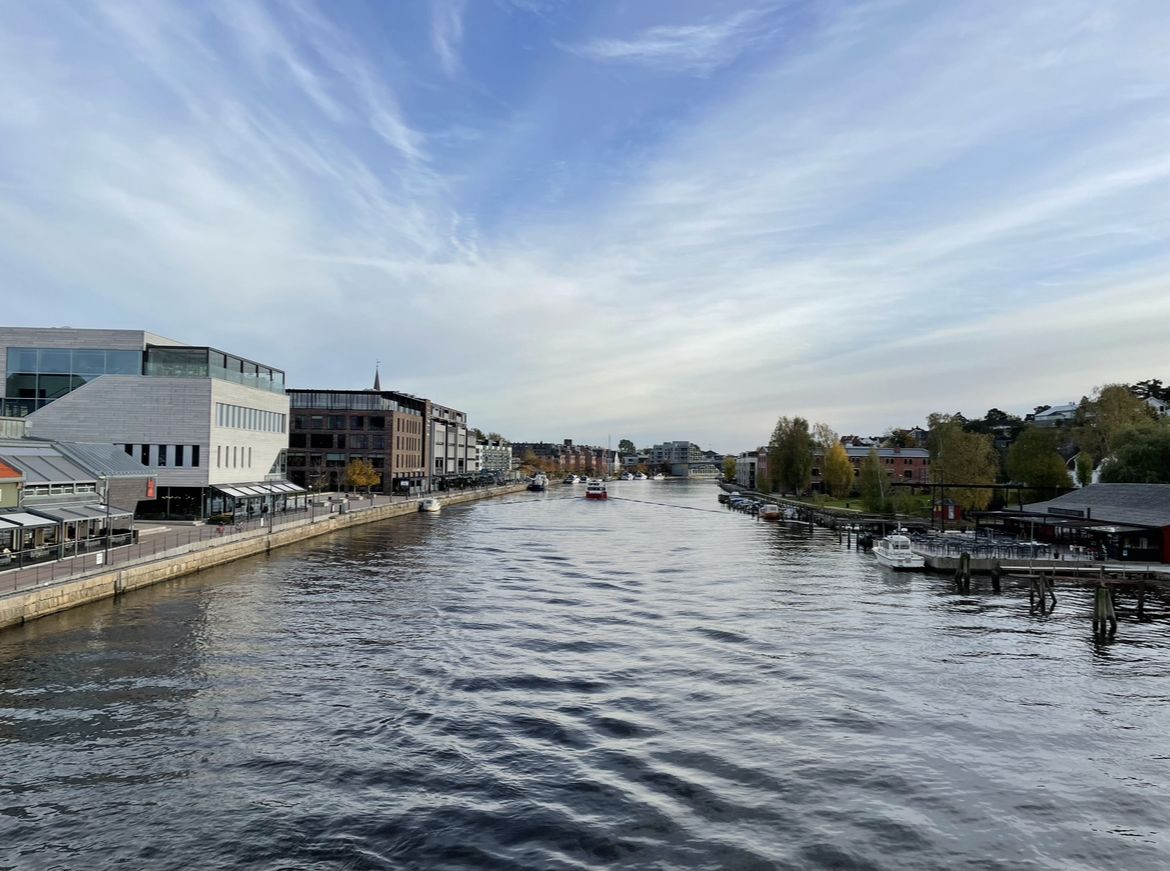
[{"xmin": 1, "ymin": 481, "xmax": 1169, "ymax": 870}]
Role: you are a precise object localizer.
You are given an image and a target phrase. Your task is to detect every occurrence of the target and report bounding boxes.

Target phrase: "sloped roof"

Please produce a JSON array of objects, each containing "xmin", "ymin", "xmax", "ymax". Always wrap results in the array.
[
  {"xmin": 0, "ymin": 459, "xmax": 22, "ymax": 481},
  {"xmin": 0, "ymin": 440, "xmax": 92, "ymax": 484},
  {"xmin": 1023, "ymin": 484, "xmax": 1170, "ymax": 528},
  {"xmin": 53, "ymin": 442, "xmax": 154, "ymax": 478}
]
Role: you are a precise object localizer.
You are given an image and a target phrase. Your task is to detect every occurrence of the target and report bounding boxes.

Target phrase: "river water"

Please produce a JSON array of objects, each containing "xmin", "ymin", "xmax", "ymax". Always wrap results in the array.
[{"xmin": 2, "ymin": 481, "xmax": 1168, "ymax": 870}]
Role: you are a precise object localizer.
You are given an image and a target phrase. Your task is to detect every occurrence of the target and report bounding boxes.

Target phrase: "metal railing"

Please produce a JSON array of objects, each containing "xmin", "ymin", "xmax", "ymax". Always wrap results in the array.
[{"xmin": 1, "ymin": 484, "xmax": 518, "ymax": 596}]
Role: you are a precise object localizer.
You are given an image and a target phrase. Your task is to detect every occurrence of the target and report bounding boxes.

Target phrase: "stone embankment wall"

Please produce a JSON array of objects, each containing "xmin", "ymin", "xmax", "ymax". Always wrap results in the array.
[{"xmin": 0, "ymin": 485, "xmax": 526, "ymax": 632}]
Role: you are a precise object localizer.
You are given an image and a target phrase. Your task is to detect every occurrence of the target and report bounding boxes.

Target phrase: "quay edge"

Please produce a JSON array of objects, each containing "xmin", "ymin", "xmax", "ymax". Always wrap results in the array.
[{"xmin": 0, "ymin": 484, "xmax": 526, "ymax": 633}]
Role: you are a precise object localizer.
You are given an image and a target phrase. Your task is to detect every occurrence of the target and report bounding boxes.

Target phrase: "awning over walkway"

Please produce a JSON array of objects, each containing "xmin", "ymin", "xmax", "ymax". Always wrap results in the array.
[
  {"xmin": 0, "ymin": 511, "xmax": 56, "ymax": 528},
  {"xmin": 27, "ymin": 503, "xmax": 134, "ymax": 523},
  {"xmin": 213, "ymin": 481, "xmax": 306, "ymax": 499}
]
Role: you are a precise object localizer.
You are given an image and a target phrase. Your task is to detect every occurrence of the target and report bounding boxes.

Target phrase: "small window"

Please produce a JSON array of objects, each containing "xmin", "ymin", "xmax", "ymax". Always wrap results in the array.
[
  {"xmin": 192, "ymin": 445, "xmax": 201, "ymax": 467},
  {"xmin": 158, "ymin": 445, "xmax": 168, "ymax": 467},
  {"xmin": 175, "ymin": 445, "xmax": 185, "ymax": 467}
]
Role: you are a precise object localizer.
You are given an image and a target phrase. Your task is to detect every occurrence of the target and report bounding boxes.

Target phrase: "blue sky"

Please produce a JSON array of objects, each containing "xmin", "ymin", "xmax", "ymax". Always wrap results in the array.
[{"xmin": 1, "ymin": 0, "xmax": 1168, "ymax": 452}]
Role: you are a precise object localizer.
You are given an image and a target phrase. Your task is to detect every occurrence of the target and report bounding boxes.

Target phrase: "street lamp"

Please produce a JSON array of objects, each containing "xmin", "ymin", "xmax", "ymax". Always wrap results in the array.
[{"xmin": 100, "ymin": 475, "xmax": 112, "ymax": 567}]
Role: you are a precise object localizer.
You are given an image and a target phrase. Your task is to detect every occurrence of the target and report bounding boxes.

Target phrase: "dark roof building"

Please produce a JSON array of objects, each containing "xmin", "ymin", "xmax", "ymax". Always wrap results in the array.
[{"xmin": 991, "ymin": 483, "xmax": 1170, "ymax": 563}]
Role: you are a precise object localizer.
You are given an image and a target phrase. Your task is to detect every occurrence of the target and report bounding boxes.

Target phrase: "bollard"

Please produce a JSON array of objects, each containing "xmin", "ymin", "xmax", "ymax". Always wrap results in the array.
[{"xmin": 990, "ymin": 561, "xmax": 1001, "ymax": 593}]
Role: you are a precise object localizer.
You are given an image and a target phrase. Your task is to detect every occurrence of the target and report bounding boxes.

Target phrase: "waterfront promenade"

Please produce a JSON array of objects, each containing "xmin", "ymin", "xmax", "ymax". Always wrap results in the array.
[{"xmin": 0, "ymin": 484, "xmax": 524, "ymax": 630}]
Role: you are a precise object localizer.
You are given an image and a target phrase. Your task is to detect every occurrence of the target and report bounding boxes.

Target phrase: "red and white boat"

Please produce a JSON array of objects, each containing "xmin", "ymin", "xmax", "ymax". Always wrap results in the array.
[{"xmin": 584, "ymin": 478, "xmax": 608, "ymax": 500}]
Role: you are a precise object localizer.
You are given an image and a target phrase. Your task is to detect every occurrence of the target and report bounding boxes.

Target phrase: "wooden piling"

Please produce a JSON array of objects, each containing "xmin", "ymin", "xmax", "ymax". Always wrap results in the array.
[{"xmin": 1092, "ymin": 585, "xmax": 1117, "ymax": 637}]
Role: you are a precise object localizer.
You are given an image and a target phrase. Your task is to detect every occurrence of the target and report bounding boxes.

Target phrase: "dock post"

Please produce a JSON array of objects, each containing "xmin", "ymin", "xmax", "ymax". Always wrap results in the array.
[
  {"xmin": 990, "ymin": 561, "xmax": 1001, "ymax": 593},
  {"xmin": 957, "ymin": 552, "xmax": 971, "ymax": 593},
  {"xmin": 1137, "ymin": 583, "xmax": 1147, "ymax": 622},
  {"xmin": 1092, "ymin": 585, "xmax": 1117, "ymax": 637}
]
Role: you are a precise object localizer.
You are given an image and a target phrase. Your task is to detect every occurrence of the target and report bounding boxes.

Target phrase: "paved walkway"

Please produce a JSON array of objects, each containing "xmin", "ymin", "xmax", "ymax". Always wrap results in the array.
[{"xmin": 0, "ymin": 489, "xmax": 494, "ymax": 597}]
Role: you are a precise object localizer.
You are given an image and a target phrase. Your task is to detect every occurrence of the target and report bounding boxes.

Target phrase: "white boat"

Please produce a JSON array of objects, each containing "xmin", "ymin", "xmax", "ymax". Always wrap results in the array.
[
  {"xmin": 634, "ymin": 472, "xmax": 648, "ymax": 480},
  {"xmin": 652, "ymin": 473, "xmax": 665, "ymax": 480},
  {"xmin": 584, "ymin": 478, "xmax": 608, "ymax": 500},
  {"xmin": 563, "ymin": 475, "xmax": 580, "ymax": 484},
  {"xmin": 527, "ymin": 473, "xmax": 548, "ymax": 492},
  {"xmin": 621, "ymin": 472, "xmax": 634, "ymax": 481},
  {"xmin": 419, "ymin": 497, "xmax": 441, "ymax": 513},
  {"xmin": 873, "ymin": 534, "xmax": 924, "ymax": 570}
]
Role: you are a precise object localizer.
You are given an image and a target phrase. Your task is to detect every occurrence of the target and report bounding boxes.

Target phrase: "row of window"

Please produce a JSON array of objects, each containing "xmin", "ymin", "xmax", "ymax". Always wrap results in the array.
[
  {"xmin": 122, "ymin": 443, "xmax": 202, "ymax": 468},
  {"xmin": 216, "ymin": 445, "xmax": 253, "ymax": 469},
  {"xmin": 216, "ymin": 403, "xmax": 286, "ymax": 433},
  {"xmin": 22, "ymin": 482, "xmax": 98, "ymax": 497},
  {"xmin": 294, "ymin": 414, "xmax": 388, "ymax": 431}
]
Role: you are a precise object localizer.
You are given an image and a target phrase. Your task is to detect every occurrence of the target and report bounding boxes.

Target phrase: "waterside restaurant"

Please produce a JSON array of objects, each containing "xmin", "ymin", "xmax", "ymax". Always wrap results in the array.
[{"xmin": 976, "ymin": 484, "xmax": 1170, "ymax": 563}]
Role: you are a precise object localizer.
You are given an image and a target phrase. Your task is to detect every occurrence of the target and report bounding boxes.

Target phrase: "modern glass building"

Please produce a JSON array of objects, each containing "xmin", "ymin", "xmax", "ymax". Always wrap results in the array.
[
  {"xmin": 4, "ymin": 343, "xmax": 285, "ymax": 417},
  {"xmin": 0, "ymin": 328, "xmax": 300, "ymax": 519}
]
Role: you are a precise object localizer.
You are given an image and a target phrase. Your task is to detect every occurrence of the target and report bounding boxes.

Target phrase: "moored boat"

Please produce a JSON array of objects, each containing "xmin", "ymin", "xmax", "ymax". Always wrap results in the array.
[
  {"xmin": 563, "ymin": 474, "xmax": 580, "ymax": 484},
  {"xmin": 584, "ymin": 478, "xmax": 608, "ymax": 500},
  {"xmin": 758, "ymin": 503, "xmax": 781, "ymax": 521},
  {"xmin": 873, "ymin": 534, "xmax": 924, "ymax": 570},
  {"xmin": 527, "ymin": 473, "xmax": 548, "ymax": 492},
  {"xmin": 634, "ymin": 472, "xmax": 648, "ymax": 480},
  {"xmin": 418, "ymin": 497, "xmax": 441, "ymax": 513},
  {"xmin": 652, "ymin": 473, "xmax": 665, "ymax": 480}
]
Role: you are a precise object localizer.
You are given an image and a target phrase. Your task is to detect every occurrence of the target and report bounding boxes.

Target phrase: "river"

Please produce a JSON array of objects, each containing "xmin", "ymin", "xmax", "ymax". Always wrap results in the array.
[{"xmin": 1, "ymin": 480, "xmax": 1168, "ymax": 870}]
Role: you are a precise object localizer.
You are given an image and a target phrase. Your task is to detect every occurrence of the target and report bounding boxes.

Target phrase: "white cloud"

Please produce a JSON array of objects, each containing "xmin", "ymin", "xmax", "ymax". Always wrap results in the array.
[
  {"xmin": 0, "ymin": 0, "xmax": 1168, "ymax": 451},
  {"xmin": 569, "ymin": 8, "xmax": 772, "ymax": 74},
  {"xmin": 432, "ymin": 0, "xmax": 466, "ymax": 78}
]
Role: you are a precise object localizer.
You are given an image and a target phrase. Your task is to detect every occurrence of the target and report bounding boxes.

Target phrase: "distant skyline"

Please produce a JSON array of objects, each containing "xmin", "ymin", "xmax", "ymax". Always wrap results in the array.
[{"xmin": 1, "ymin": 1, "xmax": 1168, "ymax": 454}]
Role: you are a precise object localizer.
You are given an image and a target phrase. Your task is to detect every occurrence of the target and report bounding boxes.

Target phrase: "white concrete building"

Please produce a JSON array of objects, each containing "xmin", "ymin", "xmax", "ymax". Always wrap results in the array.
[
  {"xmin": 0, "ymin": 328, "xmax": 299, "ymax": 519},
  {"xmin": 428, "ymin": 402, "xmax": 477, "ymax": 489}
]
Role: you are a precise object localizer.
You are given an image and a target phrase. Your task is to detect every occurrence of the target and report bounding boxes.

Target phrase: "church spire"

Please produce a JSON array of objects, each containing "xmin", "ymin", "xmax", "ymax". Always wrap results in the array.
[{"xmin": 373, "ymin": 360, "xmax": 381, "ymax": 392}]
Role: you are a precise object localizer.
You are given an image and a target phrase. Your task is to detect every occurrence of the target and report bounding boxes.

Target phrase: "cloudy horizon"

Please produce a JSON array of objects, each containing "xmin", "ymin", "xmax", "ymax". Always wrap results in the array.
[{"xmin": 1, "ymin": 0, "xmax": 1167, "ymax": 453}]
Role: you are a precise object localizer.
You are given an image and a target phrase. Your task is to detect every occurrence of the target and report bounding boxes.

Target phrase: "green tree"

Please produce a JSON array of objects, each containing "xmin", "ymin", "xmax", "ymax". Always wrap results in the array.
[
  {"xmin": 779, "ymin": 417, "xmax": 813, "ymax": 494},
  {"xmin": 767, "ymin": 417, "xmax": 792, "ymax": 492},
  {"xmin": 618, "ymin": 439, "xmax": 636, "ymax": 456},
  {"xmin": 343, "ymin": 458, "xmax": 381, "ymax": 493},
  {"xmin": 823, "ymin": 442, "xmax": 853, "ymax": 498},
  {"xmin": 1129, "ymin": 379, "xmax": 1169, "ymax": 402},
  {"xmin": 722, "ymin": 456, "xmax": 737, "ymax": 480},
  {"xmin": 811, "ymin": 422, "xmax": 838, "ymax": 451},
  {"xmin": 859, "ymin": 447, "xmax": 887, "ymax": 512},
  {"xmin": 1098, "ymin": 421, "xmax": 1170, "ymax": 483},
  {"xmin": 1005, "ymin": 426, "xmax": 1070, "ymax": 492},
  {"xmin": 1075, "ymin": 451, "xmax": 1095, "ymax": 487},
  {"xmin": 927, "ymin": 413, "xmax": 999, "ymax": 511},
  {"xmin": 1077, "ymin": 384, "xmax": 1154, "ymax": 458}
]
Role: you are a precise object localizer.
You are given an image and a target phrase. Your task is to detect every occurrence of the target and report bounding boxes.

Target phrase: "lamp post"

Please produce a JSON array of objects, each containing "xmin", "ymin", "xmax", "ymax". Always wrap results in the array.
[{"xmin": 100, "ymin": 476, "xmax": 112, "ymax": 567}]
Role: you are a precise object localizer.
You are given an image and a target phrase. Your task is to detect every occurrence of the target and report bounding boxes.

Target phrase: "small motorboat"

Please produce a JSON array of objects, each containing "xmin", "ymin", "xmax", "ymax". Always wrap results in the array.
[
  {"xmin": 758, "ymin": 503, "xmax": 781, "ymax": 521},
  {"xmin": 621, "ymin": 472, "xmax": 634, "ymax": 481},
  {"xmin": 584, "ymin": 479, "xmax": 608, "ymax": 500},
  {"xmin": 563, "ymin": 475, "xmax": 580, "ymax": 484},
  {"xmin": 634, "ymin": 472, "xmax": 648, "ymax": 480},
  {"xmin": 419, "ymin": 497, "xmax": 441, "ymax": 513},
  {"xmin": 528, "ymin": 473, "xmax": 548, "ymax": 492},
  {"xmin": 873, "ymin": 534, "xmax": 924, "ymax": 570},
  {"xmin": 652, "ymin": 473, "xmax": 665, "ymax": 480}
]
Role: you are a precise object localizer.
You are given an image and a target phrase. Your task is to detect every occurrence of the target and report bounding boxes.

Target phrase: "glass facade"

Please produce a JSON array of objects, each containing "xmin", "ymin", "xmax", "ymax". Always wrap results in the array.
[
  {"xmin": 3, "ymin": 343, "xmax": 286, "ymax": 416},
  {"xmin": 144, "ymin": 346, "xmax": 285, "ymax": 394},
  {"xmin": 3, "ymin": 347, "xmax": 143, "ymax": 416}
]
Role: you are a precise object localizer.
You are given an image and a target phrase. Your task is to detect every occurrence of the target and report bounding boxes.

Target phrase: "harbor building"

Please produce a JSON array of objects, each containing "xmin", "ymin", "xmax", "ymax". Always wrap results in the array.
[
  {"xmin": 429, "ymin": 402, "xmax": 479, "ymax": 488},
  {"xmin": 0, "ymin": 437, "xmax": 153, "ymax": 570},
  {"xmin": 285, "ymin": 388, "xmax": 427, "ymax": 495},
  {"xmin": 0, "ymin": 327, "xmax": 301, "ymax": 519}
]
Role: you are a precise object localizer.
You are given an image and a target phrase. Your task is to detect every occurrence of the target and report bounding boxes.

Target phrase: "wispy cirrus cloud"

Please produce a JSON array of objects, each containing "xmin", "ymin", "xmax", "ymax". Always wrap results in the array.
[
  {"xmin": 567, "ymin": 7, "xmax": 773, "ymax": 74},
  {"xmin": 432, "ymin": 0, "xmax": 466, "ymax": 78},
  {"xmin": 0, "ymin": 0, "xmax": 1168, "ymax": 450}
]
